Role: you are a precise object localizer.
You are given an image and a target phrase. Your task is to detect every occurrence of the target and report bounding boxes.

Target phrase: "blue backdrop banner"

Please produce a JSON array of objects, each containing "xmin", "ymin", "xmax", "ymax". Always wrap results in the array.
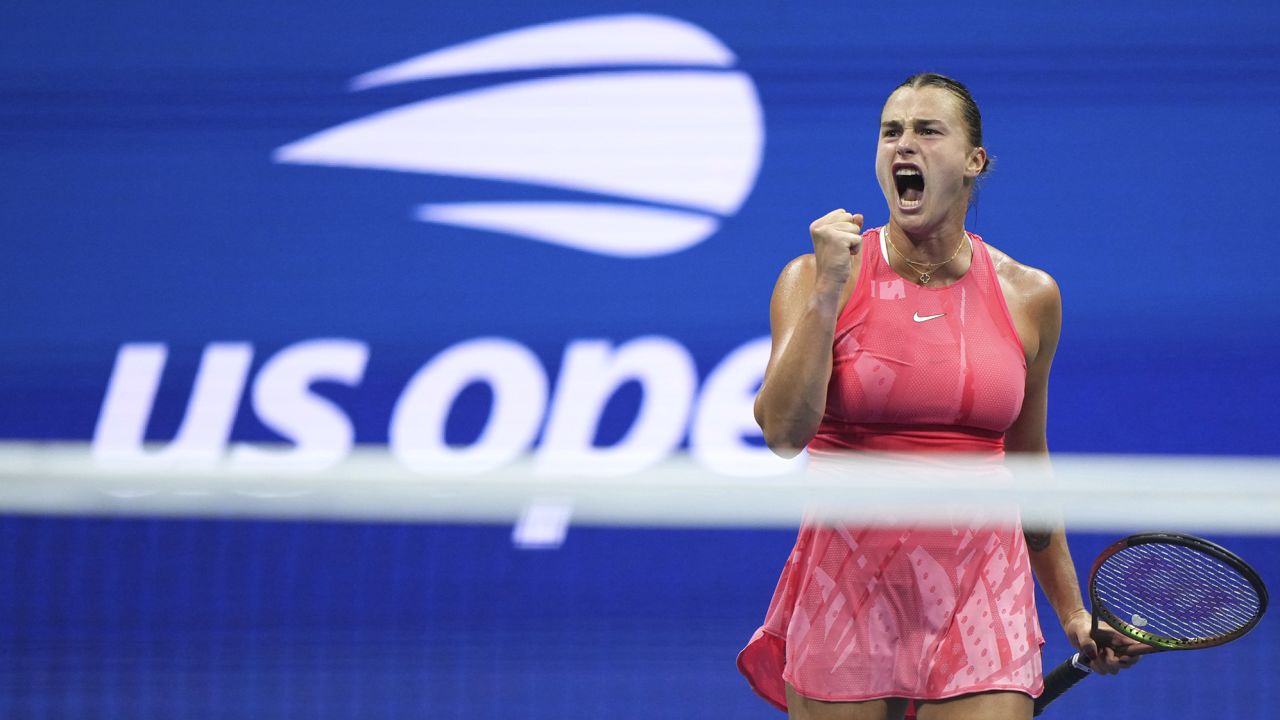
[{"xmin": 2, "ymin": 1, "xmax": 1278, "ymax": 718}]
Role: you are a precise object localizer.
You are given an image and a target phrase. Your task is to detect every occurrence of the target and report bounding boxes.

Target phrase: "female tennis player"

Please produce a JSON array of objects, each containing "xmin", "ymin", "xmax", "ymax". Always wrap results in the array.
[{"xmin": 737, "ymin": 73, "xmax": 1143, "ymax": 720}]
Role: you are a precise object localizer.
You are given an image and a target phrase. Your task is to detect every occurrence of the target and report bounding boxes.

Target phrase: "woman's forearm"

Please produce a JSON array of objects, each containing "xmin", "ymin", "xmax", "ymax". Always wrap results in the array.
[{"xmin": 1026, "ymin": 525, "xmax": 1088, "ymax": 628}]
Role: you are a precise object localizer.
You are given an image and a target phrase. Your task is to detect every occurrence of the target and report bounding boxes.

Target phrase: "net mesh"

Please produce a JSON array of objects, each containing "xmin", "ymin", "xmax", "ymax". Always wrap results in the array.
[{"xmin": 1, "ymin": 442, "xmax": 1277, "ymax": 719}]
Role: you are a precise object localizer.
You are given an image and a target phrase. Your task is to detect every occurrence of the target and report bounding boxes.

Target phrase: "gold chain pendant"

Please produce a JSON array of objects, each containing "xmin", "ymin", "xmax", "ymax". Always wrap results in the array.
[{"xmin": 918, "ymin": 272, "xmax": 931, "ymax": 284}]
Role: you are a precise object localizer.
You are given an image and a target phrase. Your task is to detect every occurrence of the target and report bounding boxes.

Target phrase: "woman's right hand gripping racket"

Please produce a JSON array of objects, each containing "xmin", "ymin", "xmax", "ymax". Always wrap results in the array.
[{"xmin": 1033, "ymin": 532, "xmax": 1269, "ymax": 716}]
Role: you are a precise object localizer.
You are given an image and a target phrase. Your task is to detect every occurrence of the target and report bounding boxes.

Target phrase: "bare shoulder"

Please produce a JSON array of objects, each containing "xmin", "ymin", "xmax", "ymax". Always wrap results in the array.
[
  {"xmin": 778, "ymin": 253, "xmax": 817, "ymax": 285},
  {"xmin": 771, "ymin": 250, "xmax": 861, "ymax": 315},
  {"xmin": 764, "ymin": 254, "xmax": 815, "ymax": 317},
  {"xmin": 984, "ymin": 242, "xmax": 1060, "ymax": 316}
]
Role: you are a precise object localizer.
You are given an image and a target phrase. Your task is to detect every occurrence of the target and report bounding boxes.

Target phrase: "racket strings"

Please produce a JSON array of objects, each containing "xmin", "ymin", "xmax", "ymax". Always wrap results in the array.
[
  {"xmin": 1095, "ymin": 543, "xmax": 1261, "ymax": 642},
  {"xmin": 1097, "ymin": 583, "xmax": 1240, "ymax": 641},
  {"xmin": 1110, "ymin": 551, "xmax": 1259, "ymax": 625},
  {"xmin": 1098, "ymin": 569, "xmax": 1253, "ymax": 639},
  {"xmin": 1100, "ymin": 547, "xmax": 1259, "ymax": 631}
]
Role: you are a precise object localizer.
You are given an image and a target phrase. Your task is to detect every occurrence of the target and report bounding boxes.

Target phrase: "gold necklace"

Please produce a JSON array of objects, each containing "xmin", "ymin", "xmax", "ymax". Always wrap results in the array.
[{"xmin": 885, "ymin": 227, "xmax": 968, "ymax": 284}]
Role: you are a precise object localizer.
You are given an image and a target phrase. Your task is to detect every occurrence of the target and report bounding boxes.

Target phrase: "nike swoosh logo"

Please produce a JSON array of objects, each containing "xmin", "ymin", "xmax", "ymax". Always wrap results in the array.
[{"xmin": 912, "ymin": 312, "xmax": 945, "ymax": 323}]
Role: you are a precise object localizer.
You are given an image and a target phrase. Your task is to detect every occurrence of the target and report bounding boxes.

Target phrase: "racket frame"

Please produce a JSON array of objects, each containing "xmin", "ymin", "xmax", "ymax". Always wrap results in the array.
[
  {"xmin": 1087, "ymin": 531, "xmax": 1269, "ymax": 651},
  {"xmin": 1033, "ymin": 532, "xmax": 1268, "ymax": 717}
]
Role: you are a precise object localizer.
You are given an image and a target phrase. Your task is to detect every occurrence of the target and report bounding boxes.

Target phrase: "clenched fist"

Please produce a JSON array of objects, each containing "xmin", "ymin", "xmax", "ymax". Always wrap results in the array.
[{"xmin": 809, "ymin": 209, "xmax": 864, "ymax": 292}]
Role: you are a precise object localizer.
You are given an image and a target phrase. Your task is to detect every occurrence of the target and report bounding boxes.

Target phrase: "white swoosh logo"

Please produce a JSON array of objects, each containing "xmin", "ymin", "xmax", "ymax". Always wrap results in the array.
[
  {"xmin": 349, "ymin": 14, "xmax": 737, "ymax": 89},
  {"xmin": 416, "ymin": 202, "xmax": 716, "ymax": 257},
  {"xmin": 912, "ymin": 312, "xmax": 946, "ymax": 323},
  {"xmin": 272, "ymin": 15, "xmax": 765, "ymax": 258}
]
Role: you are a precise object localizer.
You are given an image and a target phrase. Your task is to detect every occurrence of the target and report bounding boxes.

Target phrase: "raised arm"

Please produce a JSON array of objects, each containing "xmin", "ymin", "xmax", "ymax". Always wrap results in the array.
[{"xmin": 754, "ymin": 210, "xmax": 863, "ymax": 458}]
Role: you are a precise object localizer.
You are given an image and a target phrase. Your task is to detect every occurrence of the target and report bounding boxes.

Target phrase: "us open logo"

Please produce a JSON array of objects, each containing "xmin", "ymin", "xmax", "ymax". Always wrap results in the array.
[
  {"xmin": 273, "ymin": 14, "xmax": 765, "ymax": 257},
  {"xmin": 90, "ymin": 16, "xmax": 780, "ymax": 481}
]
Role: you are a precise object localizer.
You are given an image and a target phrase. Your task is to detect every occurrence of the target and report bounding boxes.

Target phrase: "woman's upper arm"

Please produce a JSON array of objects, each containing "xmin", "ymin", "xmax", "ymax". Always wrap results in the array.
[
  {"xmin": 753, "ymin": 255, "xmax": 816, "ymax": 423},
  {"xmin": 763, "ymin": 256, "xmax": 816, "ymax": 367},
  {"xmin": 1004, "ymin": 270, "xmax": 1062, "ymax": 454}
]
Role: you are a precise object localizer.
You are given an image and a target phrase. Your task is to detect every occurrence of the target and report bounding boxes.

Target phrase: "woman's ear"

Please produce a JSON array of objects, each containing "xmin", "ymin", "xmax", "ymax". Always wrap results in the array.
[{"xmin": 966, "ymin": 147, "xmax": 988, "ymax": 178}]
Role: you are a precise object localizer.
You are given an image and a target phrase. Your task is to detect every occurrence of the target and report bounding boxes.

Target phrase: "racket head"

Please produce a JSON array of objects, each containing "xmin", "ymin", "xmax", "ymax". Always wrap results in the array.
[{"xmin": 1087, "ymin": 532, "xmax": 1269, "ymax": 651}]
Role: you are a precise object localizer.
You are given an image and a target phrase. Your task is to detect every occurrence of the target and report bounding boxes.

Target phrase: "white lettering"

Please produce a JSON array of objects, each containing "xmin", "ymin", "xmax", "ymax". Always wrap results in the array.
[
  {"xmin": 92, "ymin": 342, "xmax": 253, "ymax": 469},
  {"xmin": 389, "ymin": 338, "xmax": 547, "ymax": 474},
  {"xmin": 691, "ymin": 336, "xmax": 802, "ymax": 475},
  {"xmin": 537, "ymin": 336, "xmax": 695, "ymax": 475},
  {"xmin": 93, "ymin": 334, "xmax": 787, "ymax": 476},
  {"xmin": 230, "ymin": 339, "xmax": 368, "ymax": 473}
]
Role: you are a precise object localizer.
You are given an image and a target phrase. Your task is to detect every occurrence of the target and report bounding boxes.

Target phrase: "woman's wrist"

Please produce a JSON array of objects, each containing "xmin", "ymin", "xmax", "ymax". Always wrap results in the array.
[{"xmin": 1061, "ymin": 607, "xmax": 1090, "ymax": 628}]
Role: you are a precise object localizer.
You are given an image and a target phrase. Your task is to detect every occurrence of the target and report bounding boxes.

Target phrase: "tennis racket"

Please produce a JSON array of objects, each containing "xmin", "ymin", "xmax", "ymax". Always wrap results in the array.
[{"xmin": 1033, "ymin": 532, "xmax": 1268, "ymax": 716}]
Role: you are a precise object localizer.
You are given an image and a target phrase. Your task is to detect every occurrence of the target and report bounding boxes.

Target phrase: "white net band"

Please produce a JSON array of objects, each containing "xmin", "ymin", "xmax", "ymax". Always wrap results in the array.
[{"xmin": 2, "ymin": 442, "xmax": 1277, "ymax": 534}]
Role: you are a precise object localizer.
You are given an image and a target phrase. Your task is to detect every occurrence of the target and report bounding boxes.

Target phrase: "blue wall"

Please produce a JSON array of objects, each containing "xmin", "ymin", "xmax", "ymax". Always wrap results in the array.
[{"xmin": 2, "ymin": 1, "xmax": 1278, "ymax": 717}]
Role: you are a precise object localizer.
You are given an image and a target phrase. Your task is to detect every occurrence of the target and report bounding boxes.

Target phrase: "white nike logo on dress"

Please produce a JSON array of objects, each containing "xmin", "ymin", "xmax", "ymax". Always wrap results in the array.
[{"xmin": 912, "ymin": 312, "xmax": 945, "ymax": 322}]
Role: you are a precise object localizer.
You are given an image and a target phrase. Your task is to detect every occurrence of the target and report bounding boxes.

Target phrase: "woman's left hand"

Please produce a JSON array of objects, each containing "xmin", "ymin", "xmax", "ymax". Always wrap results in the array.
[{"xmin": 1063, "ymin": 609, "xmax": 1151, "ymax": 675}]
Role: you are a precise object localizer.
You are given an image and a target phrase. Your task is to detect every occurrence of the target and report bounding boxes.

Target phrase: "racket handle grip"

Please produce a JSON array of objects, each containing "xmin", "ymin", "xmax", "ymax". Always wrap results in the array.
[{"xmin": 1032, "ymin": 652, "xmax": 1093, "ymax": 717}]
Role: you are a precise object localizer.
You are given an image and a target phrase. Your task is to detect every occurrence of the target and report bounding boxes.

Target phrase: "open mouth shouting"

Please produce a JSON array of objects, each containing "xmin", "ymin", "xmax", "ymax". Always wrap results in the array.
[{"xmin": 893, "ymin": 163, "xmax": 924, "ymax": 211}]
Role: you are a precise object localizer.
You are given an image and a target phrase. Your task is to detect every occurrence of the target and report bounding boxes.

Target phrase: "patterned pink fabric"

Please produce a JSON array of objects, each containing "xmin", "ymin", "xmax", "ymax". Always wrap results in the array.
[{"xmin": 739, "ymin": 228, "xmax": 1044, "ymax": 710}]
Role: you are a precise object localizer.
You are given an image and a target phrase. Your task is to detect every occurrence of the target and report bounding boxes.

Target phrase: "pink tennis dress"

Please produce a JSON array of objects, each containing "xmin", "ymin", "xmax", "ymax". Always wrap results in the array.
[{"xmin": 737, "ymin": 227, "xmax": 1045, "ymax": 710}]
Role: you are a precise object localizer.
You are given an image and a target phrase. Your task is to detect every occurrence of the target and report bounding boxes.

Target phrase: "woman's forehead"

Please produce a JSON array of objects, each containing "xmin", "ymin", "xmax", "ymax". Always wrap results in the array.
[{"xmin": 880, "ymin": 86, "xmax": 963, "ymax": 125}]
